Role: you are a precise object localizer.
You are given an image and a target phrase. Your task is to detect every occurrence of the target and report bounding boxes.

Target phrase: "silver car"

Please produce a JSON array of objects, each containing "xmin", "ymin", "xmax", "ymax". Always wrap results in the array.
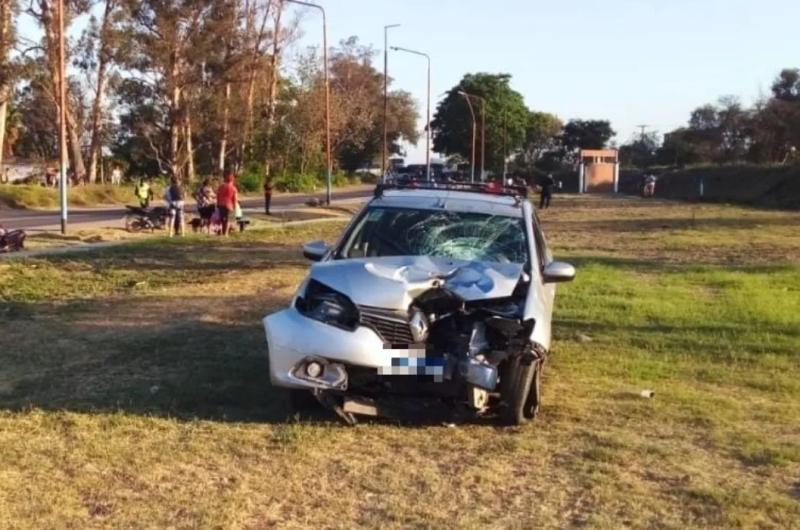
[{"xmin": 263, "ymin": 183, "xmax": 575, "ymax": 425}]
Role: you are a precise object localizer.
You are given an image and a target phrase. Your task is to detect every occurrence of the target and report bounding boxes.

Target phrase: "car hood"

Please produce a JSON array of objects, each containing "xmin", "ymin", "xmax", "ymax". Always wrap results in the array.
[{"xmin": 310, "ymin": 256, "xmax": 524, "ymax": 309}]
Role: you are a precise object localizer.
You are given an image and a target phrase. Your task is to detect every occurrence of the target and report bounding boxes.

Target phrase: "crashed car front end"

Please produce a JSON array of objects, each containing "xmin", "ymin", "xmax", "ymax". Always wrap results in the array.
[{"xmin": 264, "ymin": 191, "xmax": 568, "ymax": 424}]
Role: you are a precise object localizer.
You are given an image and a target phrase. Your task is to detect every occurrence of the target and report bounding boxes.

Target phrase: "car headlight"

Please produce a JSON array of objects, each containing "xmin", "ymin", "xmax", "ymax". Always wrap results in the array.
[{"xmin": 295, "ymin": 279, "xmax": 359, "ymax": 330}]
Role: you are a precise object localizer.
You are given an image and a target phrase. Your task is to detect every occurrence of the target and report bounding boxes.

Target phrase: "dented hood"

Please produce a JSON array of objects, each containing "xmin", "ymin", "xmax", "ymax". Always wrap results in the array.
[{"xmin": 310, "ymin": 256, "xmax": 524, "ymax": 309}]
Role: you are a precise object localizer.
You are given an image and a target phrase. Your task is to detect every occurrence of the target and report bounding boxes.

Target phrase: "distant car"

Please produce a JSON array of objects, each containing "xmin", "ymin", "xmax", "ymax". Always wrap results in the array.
[{"xmin": 263, "ymin": 182, "xmax": 575, "ymax": 425}]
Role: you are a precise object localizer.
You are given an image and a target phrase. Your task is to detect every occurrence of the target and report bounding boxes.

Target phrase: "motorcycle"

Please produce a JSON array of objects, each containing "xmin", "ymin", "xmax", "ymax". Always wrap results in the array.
[
  {"xmin": 0, "ymin": 225, "xmax": 26, "ymax": 253},
  {"xmin": 124, "ymin": 205, "xmax": 169, "ymax": 232},
  {"xmin": 641, "ymin": 176, "xmax": 657, "ymax": 198}
]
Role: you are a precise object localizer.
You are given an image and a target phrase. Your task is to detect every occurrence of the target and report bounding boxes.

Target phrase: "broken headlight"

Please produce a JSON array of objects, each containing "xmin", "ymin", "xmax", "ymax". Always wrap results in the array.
[{"xmin": 296, "ymin": 279, "xmax": 359, "ymax": 330}]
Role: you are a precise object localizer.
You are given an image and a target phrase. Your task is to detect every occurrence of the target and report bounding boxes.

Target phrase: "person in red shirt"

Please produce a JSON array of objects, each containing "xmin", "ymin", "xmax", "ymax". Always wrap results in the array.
[{"xmin": 216, "ymin": 170, "xmax": 239, "ymax": 236}]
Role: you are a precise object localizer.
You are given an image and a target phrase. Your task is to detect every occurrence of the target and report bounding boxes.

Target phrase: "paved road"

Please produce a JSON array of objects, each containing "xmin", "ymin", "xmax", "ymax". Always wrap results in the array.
[{"xmin": 0, "ymin": 187, "xmax": 374, "ymax": 231}]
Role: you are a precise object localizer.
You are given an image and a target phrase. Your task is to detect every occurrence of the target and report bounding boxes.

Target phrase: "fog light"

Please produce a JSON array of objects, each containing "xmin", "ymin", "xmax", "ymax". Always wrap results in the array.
[{"xmin": 306, "ymin": 361, "xmax": 323, "ymax": 378}]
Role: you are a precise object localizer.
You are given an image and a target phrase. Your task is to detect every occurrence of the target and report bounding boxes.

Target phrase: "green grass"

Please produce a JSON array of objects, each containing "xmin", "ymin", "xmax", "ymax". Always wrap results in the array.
[
  {"xmin": 0, "ymin": 184, "xmax": 146, "ymax": 209},
  {"xmin": 1, "ymin": 198, "xmax": 799, "ymax": 528}
]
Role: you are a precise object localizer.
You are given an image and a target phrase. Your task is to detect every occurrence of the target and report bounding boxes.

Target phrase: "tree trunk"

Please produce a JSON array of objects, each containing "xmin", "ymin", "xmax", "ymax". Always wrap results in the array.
[
  {"xmin": 185, "ymin": 107, "xmax": 195, "ymax": 182},
  {"xmin": 241, "ymin": 0, "xmax": 272, "ymax": 162},
  {"xmin": 263, "ymin": 1, "xmax": 283, "ymax": 177},
  {"xmin": 218, "ymin": 81, "xmax": 231, "ymax": 172},
  {"xmin": 169, "ymin": 54, "xmax": 182, "ymax": 179},
  {"xmin": 39, "ymin": 0, "xmax": 86, "ymax": 183},
  {"xmin": 66, "ymin": 107, "xmax": 86, "ymax": 182},
  {"xmin": 87, "ymin": 0, "xmax": 115, "ymax": 184},
  {"xmin": 0, "ymin": 0, "xmax": 10, "ymax": 176},
  {"xmin": 0, "ymin": 99, "xmax": 7, "ymax": 178}
]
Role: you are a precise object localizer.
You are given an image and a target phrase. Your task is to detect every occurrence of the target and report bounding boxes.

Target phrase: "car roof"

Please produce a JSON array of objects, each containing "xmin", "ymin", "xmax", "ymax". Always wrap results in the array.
[{"xmin": 370, "ymin": 189, "xmax": 526, "ymax": 218}]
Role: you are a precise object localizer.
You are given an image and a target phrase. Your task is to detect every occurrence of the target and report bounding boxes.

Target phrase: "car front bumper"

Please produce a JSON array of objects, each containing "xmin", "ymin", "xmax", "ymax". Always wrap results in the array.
[{"xmin": 264, "ymin": 307, "xmax": 398, "ymax": 390}]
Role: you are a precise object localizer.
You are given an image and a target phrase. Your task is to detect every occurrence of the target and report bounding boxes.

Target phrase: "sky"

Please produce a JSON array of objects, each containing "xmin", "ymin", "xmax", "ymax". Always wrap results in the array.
[
  {"xmin": 16, "ymin": 0, "xmax": 800, "ymax": 164},
  {"xmin": 286, "ymin": 0, "xmax": 800, "ymax": 163}
]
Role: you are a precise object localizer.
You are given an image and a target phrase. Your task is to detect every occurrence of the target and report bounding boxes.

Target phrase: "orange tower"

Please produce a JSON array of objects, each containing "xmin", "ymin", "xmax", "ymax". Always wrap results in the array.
[{"xmin": 578, "ymin": 149, "xmax": 619, "ymax": 193}]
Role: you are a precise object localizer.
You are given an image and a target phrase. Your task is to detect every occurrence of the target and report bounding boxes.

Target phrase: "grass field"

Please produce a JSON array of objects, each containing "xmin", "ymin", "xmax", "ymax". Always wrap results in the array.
[
  {"xmin": 0, "ymin": 184, "xmax": 141, "ymax": 209},
  {"xmin": 0, "ymin": 195, "xmax": 798, "ymax": 528}
]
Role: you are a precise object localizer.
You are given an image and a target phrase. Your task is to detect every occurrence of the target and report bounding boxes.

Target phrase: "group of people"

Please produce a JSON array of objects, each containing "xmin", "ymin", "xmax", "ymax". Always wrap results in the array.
[
  {"xmin": 140, "ymin": 170, "xmax": 241, "ymax": 237},
  {"xmin": 191, "ymin": 172, "xmax": 241, "ymax": 236}
]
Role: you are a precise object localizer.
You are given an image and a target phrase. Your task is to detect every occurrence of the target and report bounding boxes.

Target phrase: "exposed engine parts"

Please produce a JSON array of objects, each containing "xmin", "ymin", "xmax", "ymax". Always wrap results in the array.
[{"xmin": 307, "ymin": 283, "xmax": 545, "ymax": 424}]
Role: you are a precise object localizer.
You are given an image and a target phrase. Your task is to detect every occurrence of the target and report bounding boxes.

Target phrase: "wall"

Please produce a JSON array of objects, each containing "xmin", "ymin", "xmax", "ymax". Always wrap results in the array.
[{"xmin": 619, "ymin": 165, "xmax": 800, "ymax": 210}]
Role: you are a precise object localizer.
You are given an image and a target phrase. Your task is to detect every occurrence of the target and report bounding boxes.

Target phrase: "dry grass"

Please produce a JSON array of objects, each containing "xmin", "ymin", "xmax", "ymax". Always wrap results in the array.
[
  {"xmin": 0, "ymin": 196, "xmax": 798, "ymax": 528},
  {"xmin": 0, "ymin": 184, "xmax": 146, "ymax": 209}
]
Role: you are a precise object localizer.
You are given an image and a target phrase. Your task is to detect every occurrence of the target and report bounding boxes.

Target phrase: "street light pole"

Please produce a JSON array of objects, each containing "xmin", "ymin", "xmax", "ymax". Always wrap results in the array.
[
  {"xmin": 57, "ymin": 0, "xmax": 68, "ymax": 234},
  {"xmin": 391, "ymin": 46, "xmax": 431, "ymax": 182},
  {"xmin": 382, "ymin": 24, "xmax": 400, "ymax": 183},
  {"xmin": 458, "ymin": 90, "xmax": 477, "ymax": 183},
  {"xmin": 286, "ymin": 0, "xmax": 331, "ymax": 205},
  {"xmin": 502, "ymin": 108, "xmax": 507, "ymax": 180},
  {"xmin": 478, "ymin": 96, "xmax": 485, "ymax": 181}
]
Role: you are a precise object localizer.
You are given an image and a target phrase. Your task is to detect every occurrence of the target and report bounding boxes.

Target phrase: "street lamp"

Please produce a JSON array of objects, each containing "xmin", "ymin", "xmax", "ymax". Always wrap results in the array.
[
  {"xmin": 391, "ymin": 46, "xmax": 431, "ymax": 182},
  {"xmin": 382, "ymin": 24, "xmax": 400, "ymax": 183},
  {"xmin": 57, "ymin": 0, "xmax": 68, "ymax": 234},
  {"xmin": 458, "ymin": 90, "xmax": 477, "ymax": 182},
  {"xmin": 472, "ymin": 94, "xmax": 487, "ymax": 182},
  {"xmin": 286, "ymin": 0, "xmax": 331, "ymax": 205}
]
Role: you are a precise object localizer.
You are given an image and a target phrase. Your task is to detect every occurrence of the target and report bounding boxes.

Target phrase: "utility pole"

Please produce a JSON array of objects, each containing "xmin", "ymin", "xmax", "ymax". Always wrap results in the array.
[
  {"xmin": 391, "ymin": 46, "xmax": 431, "ymax": 182},
  {"xmin": 502, "ymin": 108, "xmax": 507, "ymax": 180},
  {"xmin": 460, "ymin": 91, "xmax": 486, "ymax": 181},
  {"xmin": 478, "ymin": 95, "xmax": 485, "ymax": 182},
  {"xmin": 382, "ymin": 24, "xmax": 400, "ymax": 183},
  {"xmin": 285, "ymin": 0, "xmax": 331, "ymax": 205},
  {"xmin": 458, "ymin": 90, "xmax": 477, "ymax": 183},
  {"xmin": 57, "ymin": 0, "xmax": 68, "ymax": 234},
  {"xmin": 637, "ymin": 124, "xmax": 649, "ymax": 142}
]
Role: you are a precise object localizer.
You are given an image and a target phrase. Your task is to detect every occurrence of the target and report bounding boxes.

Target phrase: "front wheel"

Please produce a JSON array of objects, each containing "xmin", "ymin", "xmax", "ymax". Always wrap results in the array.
[{"xmin": 499, "ymin": 356, "xmax": 541, "ymax": 426}]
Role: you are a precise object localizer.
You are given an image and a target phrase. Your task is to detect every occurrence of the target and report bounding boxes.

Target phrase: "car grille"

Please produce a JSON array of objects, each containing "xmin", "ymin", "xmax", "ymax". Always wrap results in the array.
[{"xmin": 358, "ymin": 305, "xmax": 414, "ymax": 346}]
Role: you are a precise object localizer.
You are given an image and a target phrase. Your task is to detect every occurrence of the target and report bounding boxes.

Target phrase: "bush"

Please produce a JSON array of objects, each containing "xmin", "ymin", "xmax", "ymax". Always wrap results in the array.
[
  {"xmin": 237, "ymin": 170, "xmax": 264, "ymax": 193},
  {"xmin": 0, "ymin": 183, "xmax": 140, "ymax": 209},
  {"xmin": 272, "ymin": 172, "xmax": 321, "ymax": 193},
  {"xmin": 330, "ymin": 172, "xmax": 355, "ymax": 187}
]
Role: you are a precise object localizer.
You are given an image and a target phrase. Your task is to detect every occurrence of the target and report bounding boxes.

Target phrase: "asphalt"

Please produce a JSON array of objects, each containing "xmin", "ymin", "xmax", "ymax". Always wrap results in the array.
[{"xmin": 0, "ymin": 186, "xmax": 374, "ymax": 231}]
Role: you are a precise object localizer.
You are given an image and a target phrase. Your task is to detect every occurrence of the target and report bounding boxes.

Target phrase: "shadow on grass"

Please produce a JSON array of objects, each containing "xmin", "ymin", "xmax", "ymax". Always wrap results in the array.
[{"xmin": 0, "ymin": 309, "xmax": 293, "ymax": 424}]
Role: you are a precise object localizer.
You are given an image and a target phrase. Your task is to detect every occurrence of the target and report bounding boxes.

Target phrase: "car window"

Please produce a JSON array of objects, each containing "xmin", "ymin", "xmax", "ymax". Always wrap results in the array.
[{"xmin": 340, "ymin": 207, "xmax": 528, "ymax": 264}]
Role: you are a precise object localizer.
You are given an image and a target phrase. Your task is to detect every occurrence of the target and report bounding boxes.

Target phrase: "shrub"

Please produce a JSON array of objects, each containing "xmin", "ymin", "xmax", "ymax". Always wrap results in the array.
[
  {"xmin": 237, "ymin": 170, "xmax": 264, "ymax": 193},
  {"xmin": 272, "ymin": 172, "xmax": 320, "ymax": 193}
]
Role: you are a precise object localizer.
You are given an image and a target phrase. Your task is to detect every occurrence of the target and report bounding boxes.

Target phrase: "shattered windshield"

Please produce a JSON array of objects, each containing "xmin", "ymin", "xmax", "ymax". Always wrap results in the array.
[{"xmin": 341, "ymin": 207, "xmax": 528, "ymax": 264}]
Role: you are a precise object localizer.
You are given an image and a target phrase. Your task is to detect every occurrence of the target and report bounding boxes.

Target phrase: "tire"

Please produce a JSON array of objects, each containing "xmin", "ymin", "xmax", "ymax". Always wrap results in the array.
[
  {"xmin": 523, "ymin": 360, "xmax": 542, "ymax": 420},
  {"xmin": 125, "ymin": 216, "xmax": 144, "ymax": 232},
  {"xmin": 499, "ymin": 355, "xmax": 537, "ymax": 426}
]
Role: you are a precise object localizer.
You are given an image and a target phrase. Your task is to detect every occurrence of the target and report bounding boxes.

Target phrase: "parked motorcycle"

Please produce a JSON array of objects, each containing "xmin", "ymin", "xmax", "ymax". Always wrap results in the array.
[
  {"xmin": 641, "ymin": 175, "xmax": 657, "ymax": 198},
  {"xmin": 0, "ymin": 225, "xmax": 26, "ymax": 253},
  {"xmin": 124, "ymin": 205, "xmax": 168, "ymax": 232}
]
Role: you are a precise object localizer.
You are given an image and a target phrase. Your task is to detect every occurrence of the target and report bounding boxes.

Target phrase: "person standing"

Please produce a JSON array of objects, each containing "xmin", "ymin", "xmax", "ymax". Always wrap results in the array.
[
  {"xmin": 216, "ymin": 170, "xmax": 239, "ymax": 236},
  {"xmin": 164, "ymin": 176, "xmax": 185, "ymax": 237},
  {"xmin": 134, "ymin": 178, "xmax": 153, "ymax": 208},
  {"xmin": 195, "ymin": 178, "xmax": 216, "ymax": 233},
  {"xmin": 263, "ymin": 178, "xmax": 273, "ymax": 215},
  {"xmin": 539, "ymin": 173, "xmax": 555, "ymax": 209}
]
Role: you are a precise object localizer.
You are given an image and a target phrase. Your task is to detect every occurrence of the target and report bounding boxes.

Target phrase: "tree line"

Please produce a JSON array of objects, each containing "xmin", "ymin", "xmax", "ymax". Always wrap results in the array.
[
  {"xmin": 621, "ymin": 68, "xmax": 800, "ymax": 169},
  {"xmin": 0, "ymin": 0, "xmax": 418, "ymax": 185},
  {"xmin": 430, "ymin": 72, "xmax": 615, "ymax": 177}
]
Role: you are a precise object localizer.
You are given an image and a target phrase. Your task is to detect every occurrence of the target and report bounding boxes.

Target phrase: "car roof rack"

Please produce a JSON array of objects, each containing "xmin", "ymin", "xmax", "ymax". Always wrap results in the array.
[{"xmin": 374, "ymin": 179, "xmax": 528, "ymax": 200}]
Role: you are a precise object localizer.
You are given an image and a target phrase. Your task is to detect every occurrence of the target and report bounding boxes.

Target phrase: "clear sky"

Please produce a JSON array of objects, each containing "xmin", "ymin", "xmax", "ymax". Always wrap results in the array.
[
  {"xmin": 16, "ymin": 0, "xmax": 800, "ymax": 164},
  {"xmin": 287, "ymin": 0, "xmax": 800, "ymax": 163}
]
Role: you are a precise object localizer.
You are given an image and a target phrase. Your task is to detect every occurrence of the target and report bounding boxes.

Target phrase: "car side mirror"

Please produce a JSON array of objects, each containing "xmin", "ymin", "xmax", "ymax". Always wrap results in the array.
[
  {"xmin": 542, "ymin": 261, "xmax": 575, "ymax": 284},
  {"xmin": 303, "ymin": 240, "xmax": 329, "ymax": 262}
]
